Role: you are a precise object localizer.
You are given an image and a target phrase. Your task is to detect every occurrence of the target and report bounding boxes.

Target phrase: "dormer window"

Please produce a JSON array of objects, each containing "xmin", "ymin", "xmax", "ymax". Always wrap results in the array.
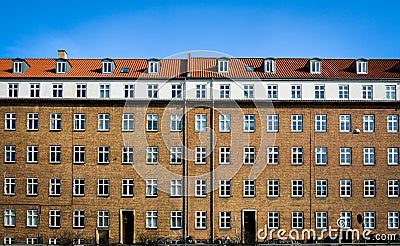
[
  {"xmin": 310, "ymin": 59, "xmax": 321, "ymax": 74},
  {"xmin": 57, "ymin": 61, "xmax": 66, "ymax": 73},
  {"xmin": 264, "ymin": 58, "xmax": 276, "ymax": 74},
  {"xmin": 356, "ymin": 59, "xmax": 368, "ymax": 74},
  {"xmin": 218, "ymin": 58, "xmax": 229, "ymax": 73},
  {"xmin": 148, "ymin": 59, "xmax": 160, "ymax": 74},
  {"xmin": 102, "ymin": 59, "xmax": 115, "ymax": 74},
  {"xmin": 12, "ymin": 58, "xmax": 29, "ymax": 74}
]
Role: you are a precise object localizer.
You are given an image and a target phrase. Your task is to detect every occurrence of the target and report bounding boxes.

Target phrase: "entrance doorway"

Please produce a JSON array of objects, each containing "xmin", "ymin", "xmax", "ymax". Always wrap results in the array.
[
  {"xmin": 242, "ymin": 210, "xmax": 256, "ymax": 244},
  {"xmin": 121, "ymin": 211, "xmax": 134, "ymax": 244}
]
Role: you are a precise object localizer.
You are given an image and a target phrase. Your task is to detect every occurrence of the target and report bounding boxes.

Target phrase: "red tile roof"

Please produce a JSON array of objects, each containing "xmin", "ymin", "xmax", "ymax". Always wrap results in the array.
[{"xmin": 1, "ymin": 57, "xmax": 399, "ymax": 79}]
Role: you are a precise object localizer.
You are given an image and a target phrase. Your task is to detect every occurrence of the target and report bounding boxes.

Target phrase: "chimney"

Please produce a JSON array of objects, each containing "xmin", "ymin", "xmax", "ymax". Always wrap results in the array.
[
  {"xmin": 58, "ymin": 50, "xmax": 68, "ymax": 59},
  {"xmin": 187, "ymin": 53, "xmax": 191, "ymax": 78}
]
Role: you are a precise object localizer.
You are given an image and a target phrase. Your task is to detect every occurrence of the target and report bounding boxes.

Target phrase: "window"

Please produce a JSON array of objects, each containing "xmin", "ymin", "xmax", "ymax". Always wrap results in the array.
[
  {"xmin": 5, "ymin": 113, "xmax": 16, "ymax": 130},
  {"xmin": 196, "ymin": 84, "xmax": 206, "ymax": 99},
  {"xmin": 73, "ymin": 210, "xmax": 85, "ymax": 228},
  {"xmin": 30, "ymin": 83, "xmax": 40, "ymax": 98},
  {"xmin": 98, "ymin": 211, "xmax": 110, "ymax": 228},
  {"xmin": 172, "ymin": 84, "xmax": 182, "ymax": 99},
  {"xmin": 4, "ymin": 178, "xmax": 16, "ymax": 195},
  {"xmin": 292, "ymin": 147, "xmax": 303, "ymax": 165},
  {"xmin": 219, "ymin": 211, "xmax": 231, "ymax": 229},
  {"xmin": 122, "ymin": 146, "xmax": 134, "ymax": 164},
  {"xmin": 146, "ymin": 211, "xmax": 158, "ymax": 229},
  {"xmin": 148, "ymin": 61, "xmax": 160, "ymax": 74},
  {"xmin": 363, "ymin": 115, "xmax": 374, "ymax": 132},
  {"xmin": 27, "ymin": 146, "xmax": 38, "ymax": 163},
  {"xmin": 388, "ymin": 212, "xmax": 399, "ymax": 229},
  {"xmin": 362, "ymin": 85, "xmax": 373, "ymax": 100},
  {"xmin": 8, "ymin": 83, "xmax": 18, "ymax": 98},
  {"xmin": 27, "ymin": 210, "xmax": 38, "ymax": 227},
  {"xmin": 316, "ymin": 180, "xmax": 328, "ymax": 197},
  {"xmin": 292, "ymin": 212, "xmax": 304, "ymax": 229},
  {"xmin": 122, "ymin": 114, "xmax": 134, "ymax": 131},
  {"xmin": 315, "ymin": 85, "xmax": 325, "ymax": 99},
  {"xmin": 315, "ymin": 147, "xmax": 327, "ymax": 165},
  {"xmin": 99, "ymin": 84, "xmax": 110, "ymax": 98},
  {"xmin": 268, "ymin": 180, "xmax": 280, "ymax": 197},
  {"xmin": 219, "ymin": 147, "xmax": 231, "ymax": 165},
  {"xmin": 219, "ymin": 179, "xmax": 231, "ymax": 197},
  {"xmin": 98, "ymin": 146, "xmax": 110, "ymax": 164},
  {"xmin": 340, "ymin": 180, "xmax": 352, "ymax": 197},
  {"xmin": 195, "ymin": 211, "xmax": 207, "ymax": 229},
  {"xmin": 76, "ymin": 84, "xmax": 87, "ymax": 98},
  {"xmin": 170, "ymin": 147, "xmax": 182, "ymax": 164},
  {"xmin": 357, "ymin": 60, "xmax": 368, "ymax": 74},
  {"xmin": 73, "ymin": 178, "xmax": 85, "ymax": 196},
  {"xmin": 388, "ymin": 148, "xmax": 399, "ymax": 165},
  {"xmin": 291, "ymin": 115, "xmax": 303, "ymax": 132},
  {"xmin": 291, "ymin": 85, "xmax": 302, "ymax": 99},
  {"xmin": 13, "ymin": 61, "xmax": 22, "ymax": 73},
  {"xmin": 364, "ymin": 147, "xmax": 375, "ymax": 165},
  {"xmin": 195, "ymin": 114, "xmax": 207, "ymax": 132},
  {"xmin": 244, "ymin": 180, "xmax": 256, "ymax": 197},
  {"xmin": 218, "ymin": 59, "xmax": 229, "ymax": 73},
  {"xmin": 243, "ymin": 147, "xmax": 256, "ymax": 165},
  {"xmin": 98, "ymin": 114, "xmax": 110, "ymax": 131},
  {"xmin": 310, "ymin": 60, "xmax": 321, "ymax": 74},
  {"xmin": 339, "ymin": 84, "xmax": 349, "ymax": 99},
  {"xmin": 388, "ymin": 180, "xmax": 399, "ymax": 197},
  {"xmin": 244, "ymin": 114, "xmax": 255, "ymax": 132},
  {"xmin": 315, "ymin": 115, "xmax": 327, "ymax": 132},
  {"xmin": 195, "ymin": 147, "xmax": 207, "ymax": 164},
  {"xmin": 74, "ymin": 114, "xmax": 86, "ymax": 131},
  {"xmin": 148, "ymin": 84, "xmax": 158, "ymax": 99},
  {"xmin": 340, "ymin": 115, "xmax": 351, "ymax": 132},
  {"xmin": 340, "ymin": 147, "xmax": 352, "ymax": 165},
  {"xmin": 5, "ymin": 145, "xmax": 16, "ymax": 163},
  {"xmin": 57, "ymin": 61, "xmax": 67, "ymax": 74},
  {"xmin": 267, "ymin": 147, "xmax": 279, "ymax": 165},
  {"xmin": 146, "ymin": 179, "xmax": 158, "ymax": 197},
  {"xmin": 74, "ymin": 239, "xmax": 85, "ymax": 245},
  {"xmin": 316, "ymin": 212, "xmax": 328, "ymax": 229},
  {"xmin": 364, "ymin": 180, "xmax": 376, "ymax": 197},
  {"xmin": 52, "ymin": 84, "xmax": 63, "ymax": 98},
  {"xmin": 147, "ymin": 114, "xmax": 158, "ymax": 131},
  {"xmin": 264, "ymin": 59, "xmax": 276, "ymax": 73},
  {"xmin": 267, "ymin": 114, "xmax": 279, "ymax": 132},
  {"xmin": 4, "ymin": 237, "xmax": 16, "ymax": 245},
  {"xmin": 26, "ymin": 238, "xmax": 38, "ymax": 245},
  {"xmin": 171, "ymin": 179, "xmax": 182, "ymax": 197},
  {"xmin": 219, "ymin": 114, "xmax": 231, "ymax": 132},
  {"xmin": 170, "ymin": 114, "xmax": 182, "ymax": 131},
  {"xmin": 74, "ymin": 146, "xmax": 86, "ymax": 164},
  {"xmin": 146, "ymin": 147, "xmax": 158, "ymax": 164},
  {"xmin": 124, "ymin": 84, "xmax": 135, "ymax": 98},
  {"xmin": 268, "ymin": 212, "xmax": 280, "ymax": 229},
  {"xmin": 49, "ymin": 146, "xmax": 61, "ymax": 164},
  {"xmin": 97, "ymin": 179, "xmax": 110, "ymax": 197},
  {"xmin": 27, "ymin": 113, "xmax": 39, "ymax": 131},
  {"xmin": 292, "ymin": 180, "xmax": 304, "ymax": 197},
  {"xmin": 386, "ymin": 85, "xmax": 396, "ymax": 100},
  {"xmin": 387, "ymin": 115, "xmax": 399, "ymax": 132},
  {"xmin": 4, "ymin": 209, "xmax": 16, "ymax": 227},
  {"xmin": 122, "ymin": 179, "xmax": 134, "ymax": 197},
  {"xmin": 49, "ymin": 210, "xmax": 61, "ymax": 228},
  {"xmin": 170, "ymin": 211, "xmax": 182, "ymax": 229},
  {"xmin": 364, "ymin": 212, "xmax": 375, "ymax": 229},
  {"xmin": 49, "ymin": 113, "xmax": 63, "ymax": 131},
  {"xmin": 195, "ymin": 179, "xmax": 207, "ymax": 197},
  {"xmin": 244, "ymin": 84, "xmax": 254, "ymax": 98},
  {"xmin": 267, "ymin": 85, "xmax": 278, "ymax": 99},
  {"xmin": 219, "ymin": 84, "xmax": 230, "ymax": 99},
  {"xmin": 49, "ymin": 178, "xmax": 61, "ymax": 196}
]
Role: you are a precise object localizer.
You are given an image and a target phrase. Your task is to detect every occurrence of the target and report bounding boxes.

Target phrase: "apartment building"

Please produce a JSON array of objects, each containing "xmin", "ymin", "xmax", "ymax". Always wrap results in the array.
[{"xmin": 0, "ymin": 50, "xmax": 399, "ymax": 244}]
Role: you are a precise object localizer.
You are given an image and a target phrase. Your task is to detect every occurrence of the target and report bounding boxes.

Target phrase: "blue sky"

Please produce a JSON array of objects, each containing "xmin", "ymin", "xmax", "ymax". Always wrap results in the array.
[{"xmin": 1, "ymin": 0, "xmax": 399, "ymax": 59}]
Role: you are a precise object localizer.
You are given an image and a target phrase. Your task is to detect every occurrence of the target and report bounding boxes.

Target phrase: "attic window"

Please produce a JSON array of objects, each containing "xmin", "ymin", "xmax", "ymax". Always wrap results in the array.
[
  {"xmin": 246, "ymin": 66, "xmax": 254, "ymax": 71},
  {"xmin": 121, "ymin": 68, "xmax": 130, "ymax": 73},
  {"xmin": 356, "ymin": 60, "xmax": 368, "ymax": 74},
  {"xmin": 103, "ymin": 62, "xmax": 113, "ymax": 74},
  {"xmin": 56, "ymin": 61, "xmax": 67, "ymax": 74},
  {"xmin": 13, "ymin": 61, "xmax": 22, "ymax": 73},
  {"xmin": 148, "ymin": 60, "xmax": 160, "ymax": 74},
  {"xmin": 264, "ymin": 58, "xmax": 276, "ymax": 74},
  {"xmin": 310, "ymin": 59, "xmax": 321, "ymax": 74},
  {"xmin": 218, "ymin": 59, "xmax": 229, "ymax": 73}
]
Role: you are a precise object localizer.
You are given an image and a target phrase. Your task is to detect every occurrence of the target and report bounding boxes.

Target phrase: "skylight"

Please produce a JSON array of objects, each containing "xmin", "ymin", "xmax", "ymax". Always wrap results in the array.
[{"xmin": 121, "ymin": 68, "xmax": 130, "ymax": 73}]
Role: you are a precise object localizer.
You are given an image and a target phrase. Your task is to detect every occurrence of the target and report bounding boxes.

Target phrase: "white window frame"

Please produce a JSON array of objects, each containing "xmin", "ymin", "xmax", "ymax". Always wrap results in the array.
[
  {"xmin": 124, "ymin": 84, "xmax": 135, "ymax": 98},
  {"xmin": 52, "ymin": 83, "xmax": 63, "ymax": 97},
  {"xmin": 315, "ymin": 114, "xmax": 327, "ymax": 132},
  {"xmin": 196, "ymin": 84, "xmax": 206, "ymax": 99},
  {"xmin": 219, "ymin": 114, "xmax": 231, "ymax": 132},
  {"xmin": 316, "ymin": 180, "xmax": 328, "ymax": 198},
  {"xmin": 314, "ymin": 85, "xmax": 325, "ymax": 99},
  {"xmin": 4, "ymin": 178, "xmax": 16, "ymax": 196},
  {"xmin": 219, "ymin": 84, "xmax": 230, "ymax": 99},
  {"xmin": 170, "ymin": 211, "xmax": 182, "ymax": 229},
  {"xmin": 388, "ymin": 180, "xmax": 399, "ymax": 198},
  {"xmin": 27, "ymin": 210, "xmax": 39, "ymax": 227},
  {"xmin": 316, "ymin": 212, "xmax": 328, "ymax": 229},
  {"xmin": 267, "ymin": 147, "xmax": 279, "ymax": 165},
  {"xmin": 292, "ymin": 180, "xmax": 304, "ymax": 197},
  {"xmin": 98, "ymin": 146, "xmax": 110, "ymax": 164},
  {"xmin": 219, "ymin": 179, "xmax": 231, "ymax": 197},
  {"xmin": 268, "ymin": 179, "xmax": 280, "ymax": 198},
  {"xmin": 147, "ymin": 84, "xmax": 158, "ymax": 98},
  {"xmin": 218, "ymin": 60, "xmax": 229, "ymax": 73},
  {"xmin": 267, "ymin": 114, "xmax": 279, "ymax": 132},
  {"xmin": 122, "ymin": 114, "xmax": 134, "ymax": 132},
  {"xmin": 97, "ymin": 210, "xmax": 110, "ymax": 228},
  {"xmin": 122, "ymin": 146, "xmax": 134, "ymax": 164},
  {"xmin": 4, "ymin": 209, "xmax": 16, "ymax": 227},
  {"xmin": 148, "ymin": 61, "xmax": 160, "ymax": 74},
  {"xmin": 364, "ymin": 147, "xmax": 375, "ymax": 165},
  {"xmin": 268, "ymin": 212, "xmax": 280, "ymax": 229},
  {"xmin": 26, "ymin": 238, "xmax": 38, "ymax": 245},
  {"xmin": 147, "ymin": 114, "xmax": 158, "ymax": 131},
  {"xmin": 99, "ymin": 84, "xmax": 110, "ymax": 98},
  {"xmin": 357, "ymin": 61, "xmax": 368, "ymax": 74},
  {"xmin": 363, "ymin": 115, "xmax": 374, "ymax": 132},
  {"xmin": 98, "ymin": 114, "xmax": 110, "ymax": 131},
  {"xmin": 27, "ymin": 113, "xmax": 39, "ymax": 131},
  {"xmin": 5, "ymin": 113, "xmax": 16, "ymax": 131},
  {"xmin": 195, "ymin": 179, "xmax": 207, "ymax": 197},
  {"xmin": 7, "ymin": 83, "xmax": 18, "ymax": 98},
  {"xmin": 195, "ymin": 146, "xmax": 207, "ymax": 164},
  {"xmin": 364, "ymin": 180, "xmax": 376, "ymax": 198},
  {"xmin": 219, "ymin": 147, "xmax": 231, "ymax": 165},
  {"xmin": 386, "ymin": 85, "xmax": 396, "ymax": 100},
  {"xmin": 13, "ymin": 61, "xmax": 22, "ymax": 73},
  {"xmin": 171, "ymin": 179, "xmax": 182, "ymax": 197},
  {"xmin": 339, "ymin": 115, "xmax": 351, "ymax": 132},
  {"xmin": 172, "ymin": 84, "xmax": 182, "ymax": 99},
  {"xmin": 291, "ymin": 114, "xmax": 303, "ymax": 132},
  {"xmin": 170, "ymin": 114, "xmax": 182, "ymax": 131},
  {"xmin": 292, "ymin": 212, "xmax": 304, "ymax": 229},
  {"xmin": 244, "ymin": 84, "xmax": 254, "ymax": 99},
  {"xmin": 30, "ymin": 83, "xmax": 40, "ymax": 98},
  {"xmin": 50, "ymin": 145, "xmax": 62, "ymax": 164},
  {"xmin": 243, "ymin": 147, "xmax": 256, "ymax": 165},
  {"xmin": 340, "ymin": 147, "xmax": 352, "ymax": 165},
  {"xmin": 219, "ymin": 211, "xmax": 231, "ymax": 229},
  {"xmin": 146, "ymin": 147, "xmax": 158, "ymax": 164},
  {"xmin": 27, "ymin": 146, "xmax": 38, "ymax": 163},
  {"xmin": 292, "ymin": 147, "xmax": 303, "ymax": 165},
  {"xmin": 291, "ymin": 85, "xmax": 302, "ymax": 99},
  {"xmin": 76, "ymin": 83, "xmax": 87, "ymax": 98},
  {"xmin": 340, "ymin": 180, "xmax": 352, "ymax": 198},
  {"xmin": 310, "ymin": 60, "xmax": 321, "ymax": 74},
  {"xmin": 195, "ymin": 211, "xmax": 207, "ymax": 229},
  {"xmin": 146, "ymin": 179, "xmax": 158, "ymax": 197},
  {"xmin": 73, "ymin": 178, "xmax": 85, "ymax": 196},
  {"xmin": 74, "ymin": 146, "xmax": 86, "ymax": 164},
  {"xmin": 5, "ymin": 145, "xmax": 16, "ymax": 163},
  {"xmin": 388, "ymin": 212, "xmax": 399, "ymax": 229},
  {"xmin": 122, "ymin": 179, "xmax": 134, "ymax": 197},
  {"xmin": 49, "ymin": 178, "xmax": 61, "ymax": 196},
  {"xmin": 267, "ymin": 85, "xmax": 278, "ymax": 99},
  {"xmin": 73, "ymin": 210, "xmax": 85, "ymax": 228},
  {"xmin": 74, "ymin": 114, "xmax": 86, "ymax": 131},
  {"xmin": 364, "ymin": 212, "xmax": 375, "ymax": 229},
  {"xmin": 387, "ymin": 115, "xmax": 399, "ymax": 133},
  {"xmin": 388, "ymin": 147, "xmax": 399, "ymax": 165},
  {"xmin": 50, "ymin": 113, "xmax": 62, "ymax": 131},
  {"xmin": 243, "ymin": 179, "xmax": 256, "ymax": 197},
  {"xmin": 362, "ymin": 85, "xmax": 373, "ymax": 100},
  {"xmin": 195, "ymin": 114, "xmax": 207, "ymax": 132},
  {"xmin": 243, "ymin": 114, "xmax": 255, "ymax": 132},
  {"xmin": 315, "ymin": 147, "xmax": 327, "ymax": 165},
  {"xmin": 338, "ymin": 84, "xmax": 349, "ymax": 99},
  {"xmin": 170, "ymin": 147, "xmax": 182, "ymax": 164},
  {"xmin": 97, "ymin": 179, "xmax": 110, "ymax": 197},
  {"xmin": 49, "ymin": 210, "xmax": 61, "ymax": 228}
]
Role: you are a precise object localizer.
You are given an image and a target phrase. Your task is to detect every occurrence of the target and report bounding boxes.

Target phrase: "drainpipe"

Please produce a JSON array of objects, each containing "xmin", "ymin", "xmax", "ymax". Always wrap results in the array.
[
  {"xmin": 210, "ymin": 78, "xmax": 215, "ymax": 242},
  {"xmin": 183, "ymin": 78, "xmax": 188, "ymax": 239}
]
